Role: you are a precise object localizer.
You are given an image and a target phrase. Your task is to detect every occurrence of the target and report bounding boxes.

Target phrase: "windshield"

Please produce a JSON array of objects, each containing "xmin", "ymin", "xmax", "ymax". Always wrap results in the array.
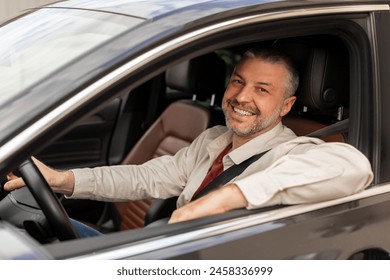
[{"xmin": 0, "ymin": 8, "xmax": 143, "ymax": 107}]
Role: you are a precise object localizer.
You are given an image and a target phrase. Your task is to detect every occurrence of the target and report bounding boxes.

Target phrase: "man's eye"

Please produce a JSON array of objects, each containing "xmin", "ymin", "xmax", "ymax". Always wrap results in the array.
[
  {"xmin": 257, "ymin": 87, "xmax": 269, "ymax": 93},
  {"xmin": 230, "ymin": 78, "xmax": 244, "ymax": 85}
]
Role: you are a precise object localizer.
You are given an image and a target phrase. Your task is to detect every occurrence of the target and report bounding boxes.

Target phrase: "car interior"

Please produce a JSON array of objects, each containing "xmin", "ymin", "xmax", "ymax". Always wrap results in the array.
[
  {"xmin": 0, "ymin": 32, "xmax": 353, "ymax": 244},
  {"xmin": 106, "ymin": 35, "xmax": 350, "ymax": 233},
  {"xmin": 58, "ymin": 34, "xmax": 350, "ymax": 234}
]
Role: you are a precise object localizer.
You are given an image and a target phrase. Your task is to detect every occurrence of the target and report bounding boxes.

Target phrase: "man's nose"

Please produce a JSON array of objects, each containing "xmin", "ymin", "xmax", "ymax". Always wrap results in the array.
[{"xmin": 235, "ymin": 85, "xmax": 253, "ymax": 103}]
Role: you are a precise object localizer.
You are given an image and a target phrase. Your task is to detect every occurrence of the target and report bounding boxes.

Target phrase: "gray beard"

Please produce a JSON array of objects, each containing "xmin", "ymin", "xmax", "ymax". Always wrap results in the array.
[{"xmin": 224, "ymin": 103, "xmax": 283, "ymax": 137}]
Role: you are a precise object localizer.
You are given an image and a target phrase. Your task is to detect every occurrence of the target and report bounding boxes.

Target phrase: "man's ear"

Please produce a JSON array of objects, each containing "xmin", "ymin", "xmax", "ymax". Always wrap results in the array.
[{"xmin": 280, "ymin": 96, "xmax": 296, "ymax": 117}]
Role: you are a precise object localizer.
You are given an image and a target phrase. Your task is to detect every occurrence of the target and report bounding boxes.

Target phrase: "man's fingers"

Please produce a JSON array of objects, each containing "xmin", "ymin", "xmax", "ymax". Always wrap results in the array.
[
  {"xmin": 168, "ymin": 199, "xmax": 206, "ymax": 224},
  {"xmin": 3, "ymin": 177, "xmax": 25, "ymax": 191},
  {"xmin": 7, "ymin": 172, "xmax": 18, "ymax": 180},
  {"xmin": 168, "ymin": 209, "xmax": 186, "ymax": 224}
]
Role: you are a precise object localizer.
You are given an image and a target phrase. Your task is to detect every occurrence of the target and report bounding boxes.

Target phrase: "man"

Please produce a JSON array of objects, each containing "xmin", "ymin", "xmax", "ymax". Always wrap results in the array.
[{"xmin": 5, "ymin": 48, "xmax": 373, "ymax": 225}]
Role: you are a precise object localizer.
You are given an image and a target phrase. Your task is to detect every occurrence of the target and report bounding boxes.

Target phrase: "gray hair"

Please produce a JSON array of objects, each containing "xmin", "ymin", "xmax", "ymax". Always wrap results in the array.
[{"xmin": 242, "ymin": 47, "xmax": 299, "ymax": 98}]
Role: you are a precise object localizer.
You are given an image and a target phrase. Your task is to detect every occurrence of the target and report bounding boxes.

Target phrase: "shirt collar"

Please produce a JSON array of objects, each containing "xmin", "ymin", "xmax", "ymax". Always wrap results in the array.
[
  {"xmin": 207, "ymin": 122, "xmax": 295, "ymax": 165},
  {"xmin": 207, "ymin": 128, "xmax": 233, "ymax": 160},
  {"xmin": 228, "ymin": 122, "xmax": 285, "ymax": 164}
]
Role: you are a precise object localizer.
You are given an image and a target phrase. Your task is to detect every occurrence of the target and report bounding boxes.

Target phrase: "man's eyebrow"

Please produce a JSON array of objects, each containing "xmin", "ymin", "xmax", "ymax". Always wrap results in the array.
[
  {"xmin": 231, "ymin": 71, "xmax": 241, "ymax": 78},
  {"xmin": 233, "ymin": 71, "xmax": 274, "ymax": 88},
  {"xmin": 256, "ymin": 81, "xmax": 274, "ymax": 88}
]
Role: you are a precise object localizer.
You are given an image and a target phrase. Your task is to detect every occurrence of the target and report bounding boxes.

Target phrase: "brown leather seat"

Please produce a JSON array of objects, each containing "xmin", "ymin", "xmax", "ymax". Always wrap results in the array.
[
  {"xmin": 115, "ymin": 53, "xmax": 226, "ymax": 230},
  {"xmin": 277, "ymin": 38, "xmax": 349, "ymax": 142}
]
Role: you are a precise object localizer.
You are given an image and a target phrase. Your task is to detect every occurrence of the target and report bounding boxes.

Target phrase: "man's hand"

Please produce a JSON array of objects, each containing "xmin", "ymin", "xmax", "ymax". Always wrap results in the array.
[
  {"xmin": 4, "ymin": 157, "xmax": 75, "ymax": 196},
  {"xmin": 168, "ymin": 183, "xmax": 248, "ymax": 224}
]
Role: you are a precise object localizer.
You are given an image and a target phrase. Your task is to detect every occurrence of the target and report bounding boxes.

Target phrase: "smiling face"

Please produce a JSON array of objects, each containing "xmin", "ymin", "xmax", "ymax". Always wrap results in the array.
[{"xmin": 222, "ymin": 57, "xmax": 296, "ymax": 143}]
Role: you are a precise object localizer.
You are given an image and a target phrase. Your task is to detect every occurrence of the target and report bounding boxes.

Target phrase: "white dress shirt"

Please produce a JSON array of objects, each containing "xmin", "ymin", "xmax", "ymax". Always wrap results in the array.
[{"xmin": 69, "ymin": 122, "xmax": 373, "ymax": 209}]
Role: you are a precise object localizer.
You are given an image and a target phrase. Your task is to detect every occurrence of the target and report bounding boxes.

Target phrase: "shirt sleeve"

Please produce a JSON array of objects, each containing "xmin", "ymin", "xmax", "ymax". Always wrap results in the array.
[
  {"xmin": 68, "ymin": 143, "xmax": 199, "ymax": 201},
  {"xmin": 67, "ymin": 127, "xmax": 217, "ymax": 201},
  {"xmin": 234, "ymin": 141, "xmax": 374, "ymax": 209}
]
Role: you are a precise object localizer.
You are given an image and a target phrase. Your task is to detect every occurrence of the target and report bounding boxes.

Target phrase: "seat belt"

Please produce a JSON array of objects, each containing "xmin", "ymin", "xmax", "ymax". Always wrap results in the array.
[
  {"xmin": 307, "ymin": 118, "xmax": 349, "ymax": 138},
  {"xmin": 192, "ymin": 149, "xmax": 270, "ymax": 201}
]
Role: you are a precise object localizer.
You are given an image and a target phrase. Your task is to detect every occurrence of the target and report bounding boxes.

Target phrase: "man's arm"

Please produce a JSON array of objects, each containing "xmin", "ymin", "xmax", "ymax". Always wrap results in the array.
[
  {"xmin": 169, "ymin": 184, "xmax": 246, "ymax": 223},
  {"xmin": 236, "ymin": 141, "xmax": 373, "ymax": 209},
  {"xmin": 169, "ymin": 141, "xmax": 373, "ymax": 223}
]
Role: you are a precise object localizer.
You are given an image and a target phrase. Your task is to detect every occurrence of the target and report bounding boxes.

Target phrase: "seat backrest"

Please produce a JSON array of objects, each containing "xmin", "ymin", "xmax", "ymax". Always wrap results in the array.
[
  {"xmin": 115, "ymin": 53, "xmax": 226, "ymax": 230},
  {"xmin": 277, "ymin": 38, "xmax": 349, "ymax": 142},
  {"xmin": 165, "ymin": 52, "xmax": 226, "ymax": 106},
  {"xmin": 121, "ymin": 102, "xmax": 210, "ymax": 165}
]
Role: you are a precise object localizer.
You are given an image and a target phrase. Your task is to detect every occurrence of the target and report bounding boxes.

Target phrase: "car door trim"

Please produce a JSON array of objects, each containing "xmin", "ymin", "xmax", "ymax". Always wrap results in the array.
[{"xmin": 69, "ymin": 183, "xmax": 390, "ymax": 260}]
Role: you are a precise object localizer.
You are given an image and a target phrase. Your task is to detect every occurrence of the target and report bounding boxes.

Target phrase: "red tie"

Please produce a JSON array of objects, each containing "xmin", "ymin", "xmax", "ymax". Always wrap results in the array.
[{"xmin": 192, "ymin": 143, "xmax": 232, "ymax": 198}]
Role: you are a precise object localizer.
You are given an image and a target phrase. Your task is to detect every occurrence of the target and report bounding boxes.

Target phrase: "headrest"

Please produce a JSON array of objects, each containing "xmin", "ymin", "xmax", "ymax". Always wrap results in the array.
[
  {"xmin": 275, "ymin": 39, "xmax": 349, "ymax": 112},
  {"xmin": 165, "ymin": 53, "xmax": 226, "ymax": 105}
]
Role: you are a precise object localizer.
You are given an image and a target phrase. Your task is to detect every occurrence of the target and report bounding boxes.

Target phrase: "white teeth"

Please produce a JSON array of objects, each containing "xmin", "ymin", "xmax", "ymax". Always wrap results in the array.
[{"xmin": 234, "ymin": 107, "xmax": 253, "ymax": 116}]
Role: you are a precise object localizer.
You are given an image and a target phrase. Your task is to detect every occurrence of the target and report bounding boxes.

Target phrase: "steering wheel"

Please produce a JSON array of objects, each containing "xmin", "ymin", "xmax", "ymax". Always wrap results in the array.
[{"xmin": 17, "ymin": 158, "xmax": 79, "ymax": 241}]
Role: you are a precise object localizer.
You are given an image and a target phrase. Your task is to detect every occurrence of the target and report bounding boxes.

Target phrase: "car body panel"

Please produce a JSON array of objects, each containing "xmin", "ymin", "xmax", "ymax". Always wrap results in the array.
[
  {"xmin": 375, "ymin": 11, "xmax": 390, "ymax": 182},
  {"xmin": 37, "ymin": 184, "xmax": 390, "ymax": 259}
]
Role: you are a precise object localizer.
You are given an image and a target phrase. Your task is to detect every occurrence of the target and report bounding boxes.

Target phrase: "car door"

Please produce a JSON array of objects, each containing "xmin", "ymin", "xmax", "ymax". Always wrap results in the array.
[{"xmin": 36, "ymin": 98, "xmax": 121, "ymax": 169}]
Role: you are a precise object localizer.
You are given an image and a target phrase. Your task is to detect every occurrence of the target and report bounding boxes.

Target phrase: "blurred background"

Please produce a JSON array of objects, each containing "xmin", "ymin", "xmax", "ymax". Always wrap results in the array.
[{"xmin": 0, "ymin": 0, "xmax": 56, "ymax": 22}]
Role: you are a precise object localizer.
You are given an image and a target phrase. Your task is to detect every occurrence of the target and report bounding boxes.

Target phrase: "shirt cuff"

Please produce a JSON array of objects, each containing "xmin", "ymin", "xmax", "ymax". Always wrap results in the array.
[
  {"xmin": 65, "ymin": 168, "xmax": 96, "ymax": 199},
  {"xmin": 234, "ymin": 174, "xmax": 280, "ymax": 209}
]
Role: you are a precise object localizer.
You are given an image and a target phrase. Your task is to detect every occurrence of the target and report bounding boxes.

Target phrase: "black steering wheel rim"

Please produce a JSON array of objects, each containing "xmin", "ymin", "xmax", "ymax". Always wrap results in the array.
[{"xmin": 18, "ymin": 158, "xmax": 79, "ymax": 241}]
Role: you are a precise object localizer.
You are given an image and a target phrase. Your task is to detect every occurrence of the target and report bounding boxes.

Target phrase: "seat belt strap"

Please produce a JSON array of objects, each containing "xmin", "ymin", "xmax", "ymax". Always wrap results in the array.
[
  {"xmin": 307, "ymin": 118, "xmax": 349, "ymax": 138},
  {"xmin": 191, "ymin": 149, "xmax": 270, "ymax": 201}
]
